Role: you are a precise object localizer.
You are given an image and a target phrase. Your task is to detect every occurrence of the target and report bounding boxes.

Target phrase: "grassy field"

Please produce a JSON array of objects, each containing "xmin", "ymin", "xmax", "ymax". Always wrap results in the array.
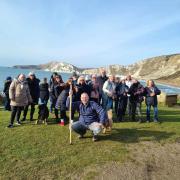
[{"xmin": 0, "ymin": 104, "xmax": 180, "ymax": 179}]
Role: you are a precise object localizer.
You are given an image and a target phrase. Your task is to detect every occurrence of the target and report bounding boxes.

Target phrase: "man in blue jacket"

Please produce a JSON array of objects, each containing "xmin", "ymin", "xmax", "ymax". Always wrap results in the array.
[{"xmin": 67, "ymin": 92, "xmax": 108, "ymax": 142}]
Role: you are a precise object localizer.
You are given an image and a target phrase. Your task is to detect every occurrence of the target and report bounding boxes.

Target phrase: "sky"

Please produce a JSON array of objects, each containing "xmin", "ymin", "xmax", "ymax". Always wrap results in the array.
[{"xmin": 0, "ymin": 0, "xmax": 180, "ymax": 68}]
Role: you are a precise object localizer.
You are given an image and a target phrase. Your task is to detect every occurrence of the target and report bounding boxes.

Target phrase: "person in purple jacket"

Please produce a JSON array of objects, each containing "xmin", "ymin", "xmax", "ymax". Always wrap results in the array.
[{"xmin": 66, "ymin": 92, "xmax": 108, "ymax": 142}]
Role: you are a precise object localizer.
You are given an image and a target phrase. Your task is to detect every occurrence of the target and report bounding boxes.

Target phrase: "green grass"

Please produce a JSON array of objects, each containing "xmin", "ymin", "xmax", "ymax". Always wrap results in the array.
[{"xmin": 0, "ymin": 104, "xmax": 180, "ymax": 179}]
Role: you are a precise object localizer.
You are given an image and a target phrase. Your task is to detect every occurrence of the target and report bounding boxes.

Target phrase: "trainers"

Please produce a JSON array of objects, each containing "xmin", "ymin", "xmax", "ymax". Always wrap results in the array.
[
  {"xmin": 60, "ymin": 119, "xmax": 65, "ymax": 126},
  {"xmin": 15, "ymin": 121, "xmax": 21, "ymax": 126},
  {"xmin": 146, "ymin": 120, "xmax": 150, "ymax": 123},
  {"xmin": 78, "ymin": 134, "xmax": 84, "ymax": 139},
  {"xmin": 7, "ymin": 124, "xmax": 13, "ymax": 128},
  {"xmin": 92, "ymin": 135, "xmax": 98, "ymax": 142},
  {"xmin": 154, "ymin": 119, "xmax": 159, "ymax": 123}
]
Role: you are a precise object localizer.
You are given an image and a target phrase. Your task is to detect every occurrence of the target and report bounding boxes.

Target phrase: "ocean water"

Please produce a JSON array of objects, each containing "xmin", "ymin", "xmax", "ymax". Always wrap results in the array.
[
  {"xmin": 0, "ymin": 66, "xmax": 71, "ymax": 90},
  {"xmin": 0, "ymin": 66, "xmax": 180, "ymax": 94}
]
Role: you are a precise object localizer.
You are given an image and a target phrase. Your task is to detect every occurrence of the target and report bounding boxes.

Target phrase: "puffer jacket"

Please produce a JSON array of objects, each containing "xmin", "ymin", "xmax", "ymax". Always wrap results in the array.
[{"xmin": 9, "ymin": 79, "xmax": 32, "ymax": 106}]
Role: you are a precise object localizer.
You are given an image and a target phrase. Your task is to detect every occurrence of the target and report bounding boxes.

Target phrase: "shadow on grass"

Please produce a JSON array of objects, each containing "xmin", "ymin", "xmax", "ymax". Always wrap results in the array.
[
  {"xmin": 99, "ymin": 128, "xmax": 175, "ymax": 143},
  {"xmin": 159, "ymin": 110, "xmax": 180, "ymax": 122}
]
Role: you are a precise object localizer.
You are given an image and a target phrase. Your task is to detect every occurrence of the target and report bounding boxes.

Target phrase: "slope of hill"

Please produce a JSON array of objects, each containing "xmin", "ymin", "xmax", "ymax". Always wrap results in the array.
[
  {"xmin": 13, "ymin": 54, "xmax": 180, "ymax": 86},
  {"xmin": 82, "ymin": 54, "xmax": 180, "ymax": 86},
  {"xmin": 13, "ymin": 61, "xmax": 86, "ymax": 74}
]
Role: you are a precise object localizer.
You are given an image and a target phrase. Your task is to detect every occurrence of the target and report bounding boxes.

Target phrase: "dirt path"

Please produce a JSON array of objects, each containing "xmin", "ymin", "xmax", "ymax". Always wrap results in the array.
[{"xmin": 94, "ymin": 142, "xmax": 180, "ymax": 180}]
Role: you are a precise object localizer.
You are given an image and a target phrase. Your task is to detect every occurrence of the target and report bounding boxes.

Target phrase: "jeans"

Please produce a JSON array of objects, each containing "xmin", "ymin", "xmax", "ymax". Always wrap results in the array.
[
  {"xmin": 102, "ymin": 93, "xmax": 113, "ymax": 111},
  {"xmin": 49, "ymin": 97, "xmax": 56, "ymax": 113},
  {"xmin": 146, "ymin": 105, "xmax": 158, "ymax": 121},
  {"xmin": 72, "ymin": 121, "xmax": 102, "ymax": 136}
]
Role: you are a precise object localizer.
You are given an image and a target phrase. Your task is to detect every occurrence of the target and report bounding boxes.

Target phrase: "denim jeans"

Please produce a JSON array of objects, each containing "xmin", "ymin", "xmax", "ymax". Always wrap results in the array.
[
  {"xmin": 72, "ymin": 121, "xmax": 102, "ymax": 136},
  {"xmin": 146, "ymin": 105, "xmax": 158, "ymax": 121},
  {"xmin": 102, "ymin": 93, "xmax": 113, "ymax": 111}
]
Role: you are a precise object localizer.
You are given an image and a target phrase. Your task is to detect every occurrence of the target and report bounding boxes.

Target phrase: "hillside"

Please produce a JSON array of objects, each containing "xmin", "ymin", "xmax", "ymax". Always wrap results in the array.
[
  {"xmin": 13, "ymin": 61, "xmax": 86, "ymax": 74},
  {"xmin": 13, "ymin": 54, "xmax": 180, "ymax": 86},
  {"xmin": 82, "ymin": 54, "xmax": 180, "ymax": 86}
]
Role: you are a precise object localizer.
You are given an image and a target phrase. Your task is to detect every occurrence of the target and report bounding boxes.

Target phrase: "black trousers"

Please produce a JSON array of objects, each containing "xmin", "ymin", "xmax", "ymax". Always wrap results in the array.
[
  {"xmin": 10, "ymin": 106, "xmax": 23, "ymax": 124},
  {"xmin": 23, "ymin": 103, "xmax": 35, "ymax": 120},
  {"xmin": 4, "ymin": 94, "xmax": 11, "ymax": 111},
  {"xmin": 54, "ymin": 109, "xmax": 67, "ymax": 122}
]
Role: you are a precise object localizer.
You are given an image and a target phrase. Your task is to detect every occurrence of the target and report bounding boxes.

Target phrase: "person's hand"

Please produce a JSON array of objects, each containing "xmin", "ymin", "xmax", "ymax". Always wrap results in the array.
[
  {"xmin": 99, "ymin": 123, "xmax": 104, "ymax": 128},
  {"xmin": 10, "ymin": 97, "xmax": 15, "ymax": 101},
  {"xmin": 108, "ymin": 92, "xmax": 113, "ymax": 97}
]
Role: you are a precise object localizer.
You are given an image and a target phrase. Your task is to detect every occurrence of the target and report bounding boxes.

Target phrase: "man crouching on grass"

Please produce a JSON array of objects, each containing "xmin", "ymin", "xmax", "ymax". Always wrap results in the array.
[{"xmin": 66, "ymin": 92, "xmax": 108, "ymax": 142}]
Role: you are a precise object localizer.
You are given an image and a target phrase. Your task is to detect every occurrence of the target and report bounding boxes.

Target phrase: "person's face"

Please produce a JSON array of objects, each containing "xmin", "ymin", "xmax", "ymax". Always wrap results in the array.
[
  {"xmin": 81, "ymin": 93, "xmax": 89, "ymax": 105},
  {"xmin": 115, "ymin": 78, "xmax": 120, "ymax": 83},
  {"xmin": 133, "ymin": 79, "xmax": 138, "ymax": 84},
  {"xmin": 68, "ymin": 79, "xmax": 73, "ymax": 85},
  {"xmin": 101, "ymin": 69, "xmax": 106, "ymax": 76},
  {"xmin": 56, "ymin": 77, "xmax": 61, "ymax": 82},
  {"xmin": 92, "ymin": 76, "xmax": 96, "ymax": 81},
  {"xmin": 127, "ymin": 75, "xmax": 131, "ymax": 81},
  {"xmin": 19, "ymin": 74, "xmax": 25, "ymax": 81},
  {"xmin": 79, "ymin": 78, "xmax": 85, "ymax": 84},
  {"xmin": 109, "ymin": 75, "xmax": 115, "ymax": 82},
  {"xmin": 149, "ymin": 80, "xmax": 153, "ymax": 87},
  {"xmin": 29, "ymin": 75, "xmax": 35, "ymax": 80}
]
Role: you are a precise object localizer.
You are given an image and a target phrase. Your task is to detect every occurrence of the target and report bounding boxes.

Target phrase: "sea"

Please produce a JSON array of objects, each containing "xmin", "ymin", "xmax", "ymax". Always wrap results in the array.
[{"xmin": 0, "ymin": 66, "xmax": 180, "ymax": 94}]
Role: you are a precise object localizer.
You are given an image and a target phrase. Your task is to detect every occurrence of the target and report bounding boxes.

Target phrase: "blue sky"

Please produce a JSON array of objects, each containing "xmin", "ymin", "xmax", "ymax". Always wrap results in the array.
[{"xmin": 0, "ymin": 0, "xmax": 180, "ymax": 68}]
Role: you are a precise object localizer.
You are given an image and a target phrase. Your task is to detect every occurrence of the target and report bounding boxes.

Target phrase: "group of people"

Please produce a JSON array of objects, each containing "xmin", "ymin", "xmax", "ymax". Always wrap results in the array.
[{"xmin": 3, "ymin": 68, "xmax": 161, "ymax": 141}]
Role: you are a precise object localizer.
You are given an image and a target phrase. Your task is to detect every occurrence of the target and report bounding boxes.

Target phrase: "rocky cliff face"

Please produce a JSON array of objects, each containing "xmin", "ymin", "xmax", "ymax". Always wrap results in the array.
[
  {"xmin": 82, "ymin": 54, "xmax": 180, "ymax": 86},
  {"xmin": 13, "ymin": 54, "xmax": 180, "ymax": 86},
  {"xmin": 38, "ymin": 61, "xmax": 85, "ymax": 74},
  {"xmin": 13, "ymin": 61, "xmax": 86, "ymax": 74}
]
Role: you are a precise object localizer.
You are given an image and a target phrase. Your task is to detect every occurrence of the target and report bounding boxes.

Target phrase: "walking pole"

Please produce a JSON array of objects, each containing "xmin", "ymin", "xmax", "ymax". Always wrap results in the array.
[{"xmin": 69, "ymin": 84, "xmax": 73, "ymax": 145}]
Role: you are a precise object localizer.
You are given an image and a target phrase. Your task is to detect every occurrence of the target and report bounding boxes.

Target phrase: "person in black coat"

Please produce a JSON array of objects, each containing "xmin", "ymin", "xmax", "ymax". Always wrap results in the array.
[
  {"xmin": 49, "ymin": 72, "xmax": 58, "ymax": 113},
  {"xmin": 144, "ymin": 80, "xmax": 161, "ymax": 122},
  {"xmin": 128, "ymin": 79, "xmax": 145, "ymax": 122},
  {"xmin": 74, "ymin": 76, "xmax": 91, "ymax": 101},
  {"xmin": 115, "ymin": 78, "xmax": 129, "ymax": 122},
  {"xmin": 50, "ymin": 75, "xmax": 65, "ymax": 121},
  {"xmin": 3, "ymin": 76, "xmax": 12, "ymax": 111},
  {"xmin": 39, "ymin": 78, "xmax": 49, "ymax": 105},
  {"xmin": 22, "ymin": 72, "xmax": 40, "ymax": 121}
]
